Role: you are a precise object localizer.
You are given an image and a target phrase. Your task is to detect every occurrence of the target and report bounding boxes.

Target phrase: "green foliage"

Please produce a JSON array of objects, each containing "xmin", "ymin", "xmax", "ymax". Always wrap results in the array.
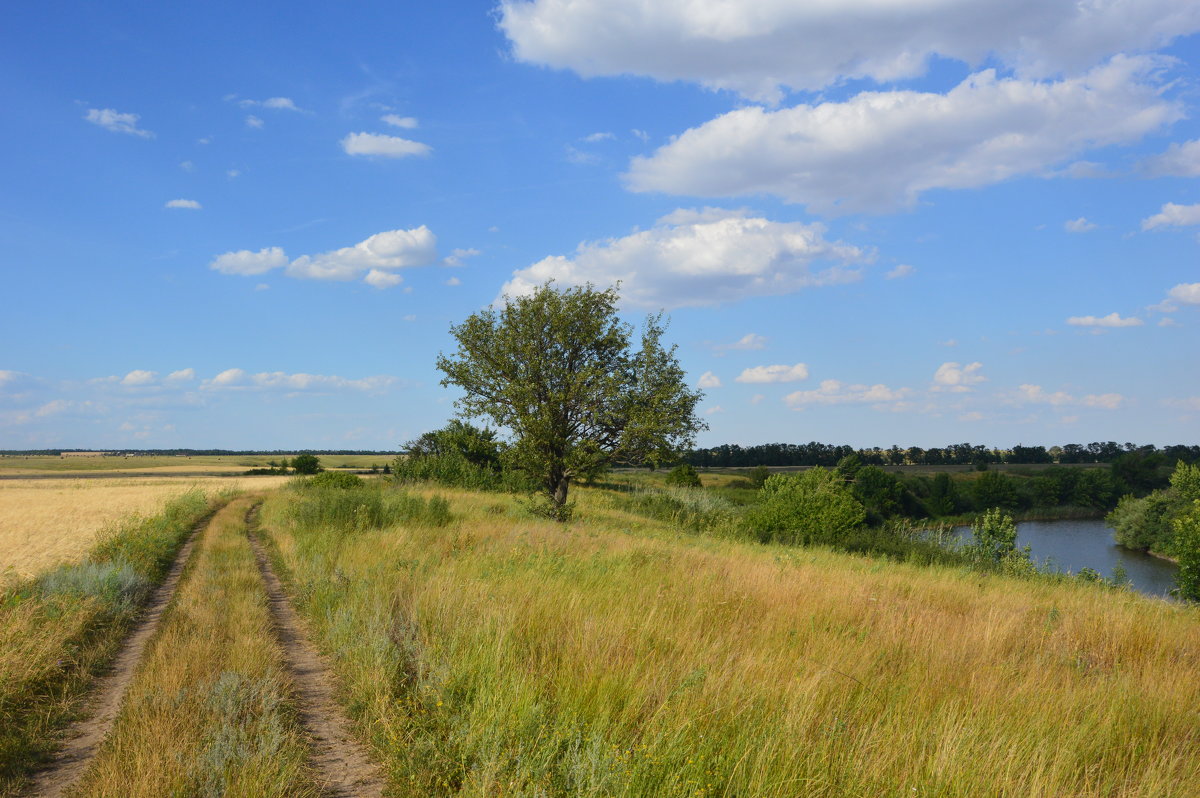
[
  {"xmin": 283, "ymin": 483, "xmax": 451, "ymax": 532},
  {"xmin": 664, "ymin": 463, "xmax": 702, "ymax": 488},
  {"xmin": 747, "ymin": 465, "xmax": 770, "ymax": 488},
  {"xmin": 1173, "ymin": 500, "xmax": 1200, "ymax": 602},
  {"xmin": 407, "ymin": 420, "xmax": 503, "ymax": 470},
  {"xmin": 436, "ymin": 282, "xmax": 705, "ymax": 515},
  {"xmin": 1071, "ymin": 468, "xmax": 1116, "ymax": 509},
  {"xmin": 290, "ymin": 453, "xmax": 322, "ymax": 475},
  {"xmin": 835, "ymin": 453, "xmax": 862, "ymax": 481},
  {"xmin": 967, "ymin": 508, "xmax": 1030, "ymax": 565},
  {"xmin": 303, "ymin": 471, "xmax": 364, "ymax": 490},
  {"xmin": 851, "ymin": 465, "xmax": 908, "ymax": 524},
  {"xmin": 971, "ymin": 471, "xmax": 1018, "ymax": 511},
  {"xmin": 1170, "ymin": 461, "xmax": 1200, "ymax": 501},
  {"xmin": 1109, "ymin": 491, "xmax": 1176, "ymax": 552},
  {"xmin": 616, "ymin": 486, "xmax": 738, "ymax": 534},
  {"xmin": 747, "ymin": 468, "xmax": 866, "ymax": 547},
  {"xmin": 926, "ymin": 472, "xmax": 959, "ymax": 516}
]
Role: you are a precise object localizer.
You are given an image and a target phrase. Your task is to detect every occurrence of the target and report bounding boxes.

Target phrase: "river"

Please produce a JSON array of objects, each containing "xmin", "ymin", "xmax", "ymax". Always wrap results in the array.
[{"xmin": 952, "ymin": 518, "xmax": 1178, "ymax": 598}]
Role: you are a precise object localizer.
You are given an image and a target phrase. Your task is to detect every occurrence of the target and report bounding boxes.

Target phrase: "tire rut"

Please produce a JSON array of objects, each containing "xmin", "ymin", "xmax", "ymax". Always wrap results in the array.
[
  {"xmin": 25, "ymin": 505, "xmax": 223, "ymax": 798},
  {"xmin": 245, "ymin": 508, "xmax": 387, "ymax": 798}
]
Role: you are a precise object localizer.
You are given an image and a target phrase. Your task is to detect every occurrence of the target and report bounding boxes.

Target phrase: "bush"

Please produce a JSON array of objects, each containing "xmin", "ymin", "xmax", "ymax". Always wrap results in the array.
[
  {"xmin": 291, "ymin": 454, "xmax": 322, "ymax": 475},
  {"xmin": 303, "ymin": 471, "xmax": 363, "ymax": 490},
  {"xmin": 747, "ymin": 468, "xmax": 866, "ymax": 547},
  {"xmin": 748, "ymin": 465, "xmax": 771, "ymax": 488},
  {"xmin": 664, "ymin": 464, "xmax": 702, "ymax": 488},
  {"xmin": 966, "ymin": 508, "xmax": 1030, "ymax": 565},
  {"xmin": 1173, "ymin": 500, "xmax": 1200, "ymax": 602}
]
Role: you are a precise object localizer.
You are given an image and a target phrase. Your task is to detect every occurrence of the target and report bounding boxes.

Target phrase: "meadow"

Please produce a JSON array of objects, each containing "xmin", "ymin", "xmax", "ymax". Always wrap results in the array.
[{"xmin": 2, "ymin": 473, "xmax": 1198, "ymax": 796}]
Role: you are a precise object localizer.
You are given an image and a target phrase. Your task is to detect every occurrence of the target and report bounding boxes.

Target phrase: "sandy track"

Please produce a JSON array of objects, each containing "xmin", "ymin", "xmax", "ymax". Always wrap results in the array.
[
  {"xmin": 245, "ymin": 512, "xmax": 386, "ymax": 798},
  {"xmin": 24, "ymin": 507, "xmax": 220, "ymax": 798}
]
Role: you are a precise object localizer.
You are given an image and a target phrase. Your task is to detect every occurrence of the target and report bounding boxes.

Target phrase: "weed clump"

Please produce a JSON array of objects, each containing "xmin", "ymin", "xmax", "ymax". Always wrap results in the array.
[{"xmin": 283, "ymin": 483, "xmax": 452, "ymax": 532}]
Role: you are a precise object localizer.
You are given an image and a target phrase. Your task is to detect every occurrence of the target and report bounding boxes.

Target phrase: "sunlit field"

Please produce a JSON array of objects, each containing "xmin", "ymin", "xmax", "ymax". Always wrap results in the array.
[
  {"xmin": 0, "ymin": 454, "xmax": 393, "ymax": 476},
  {"xmin": 0, "ymin": 476, "xmax": 288, "ymax": 581},
  {"xmin": 261, "ymin": 482, "xmax": 1200, "ymax": 797}
]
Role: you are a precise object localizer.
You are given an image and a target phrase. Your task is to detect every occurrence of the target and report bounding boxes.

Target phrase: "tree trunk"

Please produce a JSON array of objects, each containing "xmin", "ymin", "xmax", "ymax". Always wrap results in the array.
[{"xmin": 552, "ymin": 476, "xmax": 570, "ymax": 507}]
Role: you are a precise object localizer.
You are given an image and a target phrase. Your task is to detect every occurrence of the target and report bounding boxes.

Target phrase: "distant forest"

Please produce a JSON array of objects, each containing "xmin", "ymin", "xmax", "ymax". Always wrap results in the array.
[{"xmin": 685, "ymin": 442, "xmax": 1200, "ymax": 468}]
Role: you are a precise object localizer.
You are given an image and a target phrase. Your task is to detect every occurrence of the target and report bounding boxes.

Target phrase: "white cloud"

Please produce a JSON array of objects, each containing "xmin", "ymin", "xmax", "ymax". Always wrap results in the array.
[
  {"xmin": 705, "ymin": 405, "xmax": 725, "ymax": 416},
  {"xmin": 165, "ymin": 199, "xmax": 202, "ymax": 210},
  {"xmin": 1013, "ymin": 383, "xmax": 1124, "ymax": 410},
  {"xmin": 286, "ymin": 227, "xmax": 438, "ymax": 281},
  {"xmin": 583, "ymin": 132, "xmax": 614, "ymax": 142},
  {"xmin": 382, "ymin": 115, "xmax": 418, "ymax": 129},
  {"xmin": 202, "ymin": 369, "xmax": 397, "ymax": 393},
  {"xmin": 0, "ymin": 370, "xmax": 26, "ymax": 389},
  {"xmin": 784, "ymin": 379, "xmax": 910, "ymax": 408},
  {"xmin": 1142, "ymin": 202, "xmax": 1200, "ymax": 230},
  {"xmin": 631, "ymin": 129, "xmax": 649, "ymax": 142},
  {"xmin": 625, "ymin": 57, "xmax": 1180, "ymax": 214},
  {"xmin": 885, "ymin": 264, "xmax": 915, "ymax": 279},
  {"xmin": 210, "ymin": 246, "xmax": 289, "ymax": 276},
  {"xmin": 180, "ymin": 160, "xmax": 195, "ymax": 172},
  {"xmin": 85, "ymin": 108, "xmax": 153, "ymax": 138},
  {"xmin": 227, "ymin": 169, "xmax": 241, "ymax": 179},
  {"xmin": 443, "ymin": 247, "xmax": 481, "ymax": 267},
  {"xmin": 445, "ymin": 276, "xmax": 462, "ymax": 286},
  {"xmin": 959, "ymin": 411, "xmax": 984, "ymax": 422},
  {"xmin": 1159, "ymin": 317, "xmax": 1179, "ymax": 327},
  {"xmin": 364, "ymin": 270, "xmax": 404, "ymax": 289},
  {"xmin": 499, "ymin": 209, "xmax": 868, "ymax": 309},
  {"xmin": 121, "ymin": 370, "xmax": 157, "ymax": 386},
  {"xmin": 1168, "ymin": 283, "xmax": 1200, "ymax": 305},
  {"xmin": 210, "ymin": 228, "xmax": 438, "ymax": 287},
  {"xmin": 1064, "ymin": 217, "xmax": 1097, "ymax": 233},
  {"xmin": 1165, "ymin": 397, "xmax": 1200, "ymax": 411},
  {"xmin": 165, "ymin": 368, "xmax": 195, "ymax": 383},
  {"xmin": 932, "ymin": 362, "xmax": 985, "ymax": 392},
  {"xmin": 1066, "ymin": 312, "xmax": 1144, "ymax": 327},
  {"xmin": 240, "ymin": 97, "xmax": 304, "ymax": 112},
  {"xmin": 750, "ymin": 394, "xmax": 764, "ymax": 405},
  {"xmin": 499, "ymin": 0, "xmax": 1200, "ymax": 102},
  {"xmin": 341, "ymin": 132, "xmax": 431, "ymax": 158},
  {"xmin": 714, "ymin": 333, "xmax": 767, "ymax": 353},
  {"xmin": 697, "ymin": 371, "xmax": 722, "ymax": 388},
  {"xmin": 245, "ymin": 115, "xmax": 264, "ymax": 128},
  {"xmin": 1140, "ymin": 139, "xmax": 1200, "ymax": 177},
  {"xmin": 564, "ymin": 145, "xmax": 599, "ymax": 165},
  {"xmin": 735, "ymin": 363, "xmax": 808, "ymax": 384}
]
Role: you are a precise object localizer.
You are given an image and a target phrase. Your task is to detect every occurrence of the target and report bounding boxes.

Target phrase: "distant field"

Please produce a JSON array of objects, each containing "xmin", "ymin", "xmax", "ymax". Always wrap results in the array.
[
  {"xmin": 0, "ymin": 454, "xmax": 394, "ymax": 476},
  {"xmin": 0, "ymin": 476, "xmax": 289, "ymax": 581}
]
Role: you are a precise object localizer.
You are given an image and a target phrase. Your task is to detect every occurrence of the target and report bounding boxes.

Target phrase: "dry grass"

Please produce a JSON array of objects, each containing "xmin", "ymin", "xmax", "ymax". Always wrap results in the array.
[
  {"xmin": 0, "ymin": 476, "xmax": 289, "ymax": 582},
  {"xmin": 0, "ymin": 454, "xmax": 393, "ymax": 475},
  {"xmin": 262, "ymin": 483, "xmax": 1200, "ymax": 797},
  {"xmin": 73, "ymin": 496, "xmax": 319, "ymax": 797}
]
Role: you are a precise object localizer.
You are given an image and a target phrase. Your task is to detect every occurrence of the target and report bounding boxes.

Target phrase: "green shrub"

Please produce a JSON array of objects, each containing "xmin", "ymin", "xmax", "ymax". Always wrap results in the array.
[
  {"xmin": 664, "ymin": 464, "xmax": 702, "ymax": 488},
  {"xmin": 747, "ymin": 468, "xmax": 866, "ymax": 547},
  {"xmin": 303, "ymin": 471, "xmax": 363, "ymax": 490},
  {"xmin": 966, "ymin": 508, "xmax": 1030, "ymax": 565},
  {"xmin": 283, "ymin": 484, "xmax": 451, "ymax": 532},
  {"xmin": 1173, "ymin": 500, "xmax": 1200, "ymax": 602},
  {"xmin": 616, "ymin": 486, "xmax": 738, "ymax": 534},
  {"xmin": 748, "ymin": 465, "xmax": 771, "ymax": 488}
]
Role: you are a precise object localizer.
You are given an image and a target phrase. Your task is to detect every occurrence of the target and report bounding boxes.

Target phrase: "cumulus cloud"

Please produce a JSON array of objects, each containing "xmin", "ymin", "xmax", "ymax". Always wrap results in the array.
[
  {"xmin": 1168, "ymin": 283, "xmax": 1200, "ymax": 305},
  {"xmin": 121, "ymin": 370, "xmax": 157, "ymax": 386},
  {"xmin": 443, "ymin": 247, "xmax": 480, "ymax": 267},
  {"xmin": 165, "ymin": 368, "xmax": 195, "ymax": 383},
  {"xmin": 583, "ymin": 132, "xmax": 614, "ymax": 142},
  {"xmin": 499, "ymin": 0, "xmax": 1200, "ymax": 102},
  {"xmin": 498, "ymin": 209, "xmax": 869, "ymax": 309},
  {"xmin": 932, "ymin": 362, "xmax": 985, "ymax": 392},
  {"xmin": 210, "ymin": 228, "xmax": 438, "ymax": 287},
  {"xmin": 714, "ymin": 333, "xmax": 767, "ymax": 353},
  {"xmin": 697, "ymin": 371, "xmax": 722, "ymax": 388},
  {"xmin": 85, "ymin": 108, "xmax": 153, "ymax": 138},
  {"xmin": 1066, "ymin": 312, "xmax": 1144, "ymax": 327},
  {"xmin": 1142, "ymin": 202, "xmax": 1200, "ymax": 230},
  {"xmin": 239, "ymin": 97, "xmax": 304, "ymax": 112},
  {"xmin": 705, "ymin": 405, "xmax": 725, "ymax": 416},
  {"xmin": 165, "ymin": 199, "xmax": 202, "ymax": 210},
  {"xmin": 1139, "ymin": 139, "xmax": 1200, "ymax": 177},
  {"xmin": 784, "ymin": 379, "xmax": 911, "ymax": 409},
  {"xmin": 624, "ymin": 57, "xmax": 1180, "ymax": 214},
  {"xmin": 341, "ymin": 132, "xmax": 431, "ymax": 158},
  {"xmin": 209, "ymin": 247, "xmax": 289, "ymax": 276},
  {"xmin": 245, "ymin": 115, "xmax": 264, "ymax": 129},
  {"xmin": 1013, "ymin": 384, "xmax": 1124, "ymax": 409},
  {"xmin": 736, "ymin": 363, "xmax": 808, "ymax": 384},
  {"xmin": 382, "ymin": 115, "xmax": 418, "ymax": 128},
  {"xmin": 885, "ymin": 264, "xmax": 915, "ymax": 279},
  {"xmin": 202, "ymin": 369, "xmax": 397, "ymax": 392},
  {"xmin": 1064, "ymin": 217, "xmax": 1097, "ymax": 233}
]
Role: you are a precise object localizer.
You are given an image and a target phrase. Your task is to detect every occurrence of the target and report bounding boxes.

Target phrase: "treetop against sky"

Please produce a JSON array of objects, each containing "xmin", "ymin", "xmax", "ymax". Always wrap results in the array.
[{"xmin": 1, "ymin": 0, "xmax": 1197, "ymax": 449}]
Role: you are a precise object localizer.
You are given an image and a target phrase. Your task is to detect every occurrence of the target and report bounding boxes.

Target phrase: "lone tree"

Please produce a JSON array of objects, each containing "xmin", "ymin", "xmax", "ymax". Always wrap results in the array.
[{"xmin": 436, "ymin": 282, "xmax": 705, "ymax": 517}]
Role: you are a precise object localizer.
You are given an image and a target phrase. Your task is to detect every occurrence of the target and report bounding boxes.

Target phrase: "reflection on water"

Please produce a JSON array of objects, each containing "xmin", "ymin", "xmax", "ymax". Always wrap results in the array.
[{"xmin": 952, "ymin": 518, "xmax": 1178, "ymax": 598}]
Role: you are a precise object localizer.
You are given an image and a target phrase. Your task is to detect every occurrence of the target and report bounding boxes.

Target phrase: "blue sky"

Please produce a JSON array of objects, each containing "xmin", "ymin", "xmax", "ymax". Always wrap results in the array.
[{"xmin": 1, "ymin": 0, "xmax": 1198, "ymax": 451}]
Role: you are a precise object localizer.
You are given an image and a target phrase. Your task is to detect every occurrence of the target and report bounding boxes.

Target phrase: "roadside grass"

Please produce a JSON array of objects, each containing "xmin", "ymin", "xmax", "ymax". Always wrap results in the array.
[
  {"xmin": 0, "ymin": 490, "xmax": 221, "ymax": 796},
  {"xmin": 71, "ymin": 496, "xmax": 318, "ymax": 797},
  {"xmin": 261, "ymin": 482, "xmax": 1200, "ymax": 797}
]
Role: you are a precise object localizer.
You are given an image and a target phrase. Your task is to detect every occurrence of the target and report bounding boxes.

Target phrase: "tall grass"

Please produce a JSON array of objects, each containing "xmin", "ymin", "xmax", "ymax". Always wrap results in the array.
[
  {"xmin": 260, "ymin": 484, "xmax": 1200, "ymax": 797},
  {"xmin": 0, "ymin": 490, "xmax": 218, "ymax": 795},
  {"xmin": 71, "ymin": 497, "xmax": 318, "ymax": 796}
]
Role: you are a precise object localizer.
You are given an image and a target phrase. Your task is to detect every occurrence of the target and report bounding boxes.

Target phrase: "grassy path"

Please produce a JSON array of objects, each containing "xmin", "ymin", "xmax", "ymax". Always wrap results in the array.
[
  {"xmin": 246, "ymin": 510, "xmax": 386, "ymax": 798},
  {"xmin": 24, "ymin": 506, "xmax": 214, "ymax": 797}
]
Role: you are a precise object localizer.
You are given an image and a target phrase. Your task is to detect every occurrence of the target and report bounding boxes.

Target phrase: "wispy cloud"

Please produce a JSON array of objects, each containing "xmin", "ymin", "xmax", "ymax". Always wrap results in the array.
[{"xmin": 85, "ymin": 108, "xmax": 153, "ymax": 138}]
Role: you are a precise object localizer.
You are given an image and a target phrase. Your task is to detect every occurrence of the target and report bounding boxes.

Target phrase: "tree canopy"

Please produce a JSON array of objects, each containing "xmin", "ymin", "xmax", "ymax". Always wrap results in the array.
[{"xmin": 436, "ymin": 282, "xmax": 705, "ymax": 516}]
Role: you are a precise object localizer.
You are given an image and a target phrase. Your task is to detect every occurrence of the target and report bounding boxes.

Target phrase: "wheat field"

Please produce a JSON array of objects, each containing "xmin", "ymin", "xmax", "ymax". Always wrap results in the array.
[{"xmin": 0, "ymin": 476, "xmax": 288, "ymax": 581}]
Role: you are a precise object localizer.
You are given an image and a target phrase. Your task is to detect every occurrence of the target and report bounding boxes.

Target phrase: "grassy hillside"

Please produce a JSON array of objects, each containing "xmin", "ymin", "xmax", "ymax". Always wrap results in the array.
[{"xmin": 261, "ymin": 481, "xmax": 1200, "ymax": 797}]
